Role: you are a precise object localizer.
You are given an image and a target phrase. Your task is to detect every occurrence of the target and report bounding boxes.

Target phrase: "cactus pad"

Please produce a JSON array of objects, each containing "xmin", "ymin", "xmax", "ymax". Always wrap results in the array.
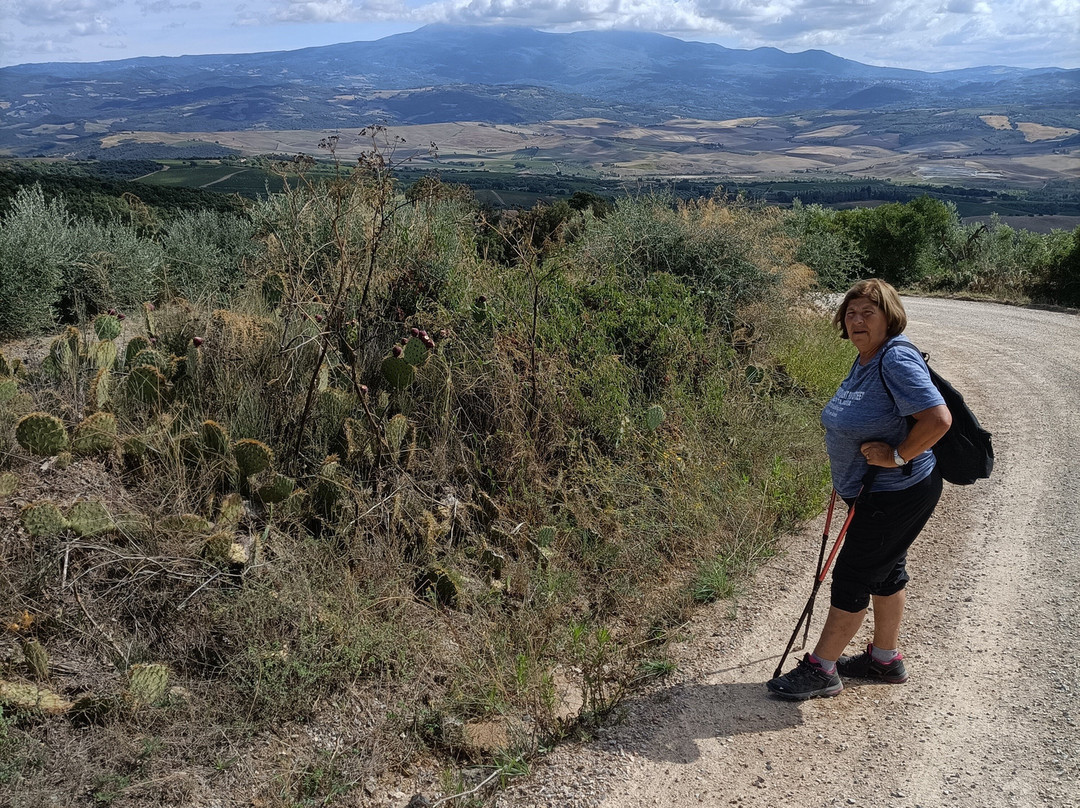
[
  {"xmin": 124, "ymin": 336, "xmax": 151, "ymax": 368},
  {"xmin": 71, "ymin": 412, "xmax": 118, "ymax": 455},
  {"xmin": 21, "ymin": 501, "xmax": 69, "ymax": 538},
  {"xmin": 645, "ymin": 404, "xmax": 665, "ymax": 432},
  {"xmin": 131, "ymin": 348, "xmax": 172, "ymax": 376},
  {"xmin": 216, "ymin": 493, "xmax": 245, "ymax": 530},
  {"xmin": 341, "ymin": 418, "xmax": 372, "ymax": 464},
  {"xmin": 233, "ymin": 439, "xmax": 273, "ymax": 478},
  {"xmin": 255, "ymin": 473, "xmax": 295, "ymax": 504},
  {"xmin": 402, "ymin": 336, "xmax": 430, "ymax": 367},
  {"xmin": 47, "ymin": 326, "xmax": 82, "ymax": 374},
  {"xmin": 126, "ymin": 663, "xmax": 170, "ymax": 707},
  {"xmin": 127, "ymin": 364, "xmax": 169, "ymax": 405},
  {"xmin": 381, "ymin": 355, "xmax": 415, "ymax": 390},
  {"xmin": 88, "ymin": 368, "xmax": 112, "ymax": 412},
  {"xmin": 0, "ymin": 377, "xmax": 17, "ymax": 403},
  {"xmin": 16, "ymin": 412, "xmax": 69, "ymax": 456},
  {"xmin": 200, "ymin": 420, "xmax": 230, "ymax": 456},
  {"xmin": 313, "ymin": 459, "xmax": 343, "ymax": 510},
  {"xmin": 0, "ymin": 679, "xmax": 73, "ymax": 715},
  {"xmin": 0, "ymin": 350, "xmax": 11, "ymax": 376},
  {"xmin": 0, "ymin": 472, "xmax": 18, "ymax": 499},
  {"xmin": 94, "ymin": 313, "xmax": 123, "ymax": 341},
  {"xmin": 67, "ymin": 500, "xmax": 114, "ymax": 537},
  {"xmin": 23, "ymin": 640, "xmax": 50, "ymax": 682},
  {"xmin": 88, "ymin": 340, "xmax": 118, "ymax": 370},
  {"xmin": 415, "ymin": 564, "xmax": 461, "ymax": 608}
]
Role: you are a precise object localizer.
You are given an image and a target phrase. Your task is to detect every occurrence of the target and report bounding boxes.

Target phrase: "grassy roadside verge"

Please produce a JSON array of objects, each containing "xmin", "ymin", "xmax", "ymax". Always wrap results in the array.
[{"xmin": 0, "ymin": 169, "xmax": 855, "ymax": 806}]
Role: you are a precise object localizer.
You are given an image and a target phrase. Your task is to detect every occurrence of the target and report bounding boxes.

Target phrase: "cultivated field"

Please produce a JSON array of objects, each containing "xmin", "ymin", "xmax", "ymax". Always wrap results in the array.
[{"xmin": 98, "ymin": 109, "xmax": 1080, "ymax": 188}]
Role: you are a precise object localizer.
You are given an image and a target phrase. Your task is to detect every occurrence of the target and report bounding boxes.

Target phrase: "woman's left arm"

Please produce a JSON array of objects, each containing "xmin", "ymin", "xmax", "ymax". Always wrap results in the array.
[{"xmin": 860, "ymin": 404, "xmax": 952, "ymax": 468}]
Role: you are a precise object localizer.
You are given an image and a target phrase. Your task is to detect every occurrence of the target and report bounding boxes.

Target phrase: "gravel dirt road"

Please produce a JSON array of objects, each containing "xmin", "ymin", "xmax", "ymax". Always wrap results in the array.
[{"xmin": 495, "ymin": 297, "xmax": 1080, "ymax": 808}]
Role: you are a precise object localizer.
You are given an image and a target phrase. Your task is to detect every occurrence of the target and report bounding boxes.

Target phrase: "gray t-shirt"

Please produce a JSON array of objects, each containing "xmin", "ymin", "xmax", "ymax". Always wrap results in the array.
[{"xmin": 821, "ymin": 335, "xmax": 945, "ymax": 498}]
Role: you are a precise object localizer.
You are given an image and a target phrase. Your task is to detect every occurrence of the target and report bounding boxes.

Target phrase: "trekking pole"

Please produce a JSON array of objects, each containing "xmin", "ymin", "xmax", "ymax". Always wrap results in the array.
[
  {"xmin": 772, "ymin": 468, "xmax": 877, "ymax": 679},
  {"xmin": 802, "ymin": 489, "xmax": 838, "ymax": 647}
]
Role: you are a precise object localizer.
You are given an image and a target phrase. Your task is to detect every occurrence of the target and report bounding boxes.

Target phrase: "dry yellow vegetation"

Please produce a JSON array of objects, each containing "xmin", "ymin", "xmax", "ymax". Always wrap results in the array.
[
  {"xmin": 980, "ymin": 115, "xmax": 1013, "ymax": 131},
  {"xmin": 1016, "ymin": 122, "xmax": 1079, "ymax": 141}
]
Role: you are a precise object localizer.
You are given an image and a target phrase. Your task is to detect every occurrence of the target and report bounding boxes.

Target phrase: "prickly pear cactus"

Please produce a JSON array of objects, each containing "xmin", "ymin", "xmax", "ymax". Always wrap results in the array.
[
  {"xmin": 200, "ymin": 420, "xmax": 230, "ymax": 456},
  {"xmin": 536, "ymin": 526, "xmax": 557, "ymax": 547},
  {"xmin": 46, "ymin": 326, "xmax": 82, "ymax": 377},
  {"xmin": 233, "ymin": 439, "xmax": 273, "ymax": 478},
  {"xmin": 93, "ymin": 314, "xmax": 123, "ymax": 342},
  {"xmin": 124, "ymin": 336, "xmax": 151, "ymax": 369},
  {"xmin": 216, "ymin": 493, "xmax": 245, "ymax": 530},
  {"xmin": 0, "ymin": 679, "xmax": 73, "ymax": 715},
  {"xmin": 645, "ymin": 404, "xmax": 665, "ymax": 432},
  {"xmin": 23, "ymin": 639, "xmax": 50, "ymax": 682},
  {"xmin": 125, "ymin": 663, "xmax": 170, "ymax": 707},
  {"xmin": 54, "ymin": 451, "xmax": 73, "ymax": 470},
  {"xmin": 0, "ymin": 377, "xmax": 17, "ymax": 404},
  {"xmin": 88, "ymin": 368, "xmax": 112, "ymax": 413},
  {"xmin": 402, "ymin": 337, "xmax": 430, "ymax": 367},
  {"xmin": 203, "ymin": 531, "xmax": 234, "ymax": 563},
  {"xmin": 415, "ymin": 564, "xmax": 461, "ymax": 608},
  {"xmin": 131, "ymin": 348, "xmax": 172, "ymax": 376},
  {"xmin": 381, "ymin": 355, "xmax": 415, "ymax": 390},
  {"xmin": 127, "ymin": 364, "xmax": 169, "ymax": 405},
  {"xmin": 71, "ymin": 412, "xmax": 118, "ymax": 455},
  {"xmin": 341, "ymin": 418, "xmax": 373, "ymax": 465},
  {"xmin": 15, "ymin": 412, "xmax": 69, "ymax": 456},
  {"xmin": 313, "ymin": 459, "xmax": 343, "ymax": 512},
  {"xmin": 20, "ymin": 501, "xmax": 69, "ymax": 538},
  {"xmin": 87, "ymin": 340, "xmax": 118, "ymax": 370},
  {"xmin": 0, "ymin": 350, "xmax": 11, "ymax": 377},
  {"xmin": 255, "ymin": 472, "xmax": 295, "ymax": 505},
  {"xmin": 67, "ymin": 500, "xmax": 113, "ymax": 537},
  {"xmin": 0, "ymin": 472, "xmax": 18, "ymax": 499}
]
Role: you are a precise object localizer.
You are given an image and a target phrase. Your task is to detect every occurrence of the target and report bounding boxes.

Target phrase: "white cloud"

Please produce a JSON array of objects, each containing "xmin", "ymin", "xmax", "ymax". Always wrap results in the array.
[
  {"xmin": 270, "ymin": 0, "xmax": 407, "ymax": 22},
  {"xmin": 7, "ymin": 0, "xmax": 121, "ymax": 25},
  {"xmin": 71, "ymin": 15, "xmax": 113, "ymax": 34},
  {"xmin": 1, "ymin": 0, "xmax": 1077, "ymax": 68}
]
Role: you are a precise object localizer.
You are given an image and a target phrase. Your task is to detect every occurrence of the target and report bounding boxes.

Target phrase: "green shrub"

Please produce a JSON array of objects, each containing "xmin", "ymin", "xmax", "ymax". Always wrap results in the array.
[
  {"xmin": 160, "ymin": 209, "xmax": 258, "ymax": 302},
  {"xmin": 0, "ymin": 185, "xmax": 74, "ymax": 337}
]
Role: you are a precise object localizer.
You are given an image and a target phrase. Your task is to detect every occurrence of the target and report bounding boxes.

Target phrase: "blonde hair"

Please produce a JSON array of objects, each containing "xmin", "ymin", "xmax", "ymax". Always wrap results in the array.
[{"xmin": 833, "ymin": 279, "xmax": 907, "ymax": 339}]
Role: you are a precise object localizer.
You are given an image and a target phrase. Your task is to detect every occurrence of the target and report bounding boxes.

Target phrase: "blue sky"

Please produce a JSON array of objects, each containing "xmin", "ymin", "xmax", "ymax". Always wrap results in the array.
[{"xmin": 1, "ymin": 0, "xmax": 1078, "ymax": 71}]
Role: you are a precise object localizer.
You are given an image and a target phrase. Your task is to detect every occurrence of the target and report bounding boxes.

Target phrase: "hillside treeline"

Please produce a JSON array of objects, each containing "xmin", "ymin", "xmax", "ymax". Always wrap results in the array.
[{"xmin": 0, "ymin": 158, "xmax": 1075, "ymax": 805}]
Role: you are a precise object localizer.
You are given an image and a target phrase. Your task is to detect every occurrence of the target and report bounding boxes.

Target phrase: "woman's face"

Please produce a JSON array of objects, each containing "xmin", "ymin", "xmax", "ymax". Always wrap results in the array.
[{"xmin": 844, "ymin": 296, "xmax": 889, "ymax": 357}]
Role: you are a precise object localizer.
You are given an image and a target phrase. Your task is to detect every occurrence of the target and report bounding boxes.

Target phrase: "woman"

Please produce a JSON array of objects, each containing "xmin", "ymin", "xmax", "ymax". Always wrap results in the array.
[{"xmin": 766, "ymin": 279, "xmax": 952, "ymax": 700}]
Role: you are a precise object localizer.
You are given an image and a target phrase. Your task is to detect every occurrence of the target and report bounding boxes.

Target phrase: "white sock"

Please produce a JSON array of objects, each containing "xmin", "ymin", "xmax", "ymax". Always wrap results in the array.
[{"xmin": 871, "ymin": 645, "xmax": 899, "ymax": 663}]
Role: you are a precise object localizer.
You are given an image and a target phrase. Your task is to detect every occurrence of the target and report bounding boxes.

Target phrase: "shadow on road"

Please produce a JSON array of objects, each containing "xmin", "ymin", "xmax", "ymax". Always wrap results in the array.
[{"xmin": 609, "ymin": 681, "xmax": 805, "ymax": 765}]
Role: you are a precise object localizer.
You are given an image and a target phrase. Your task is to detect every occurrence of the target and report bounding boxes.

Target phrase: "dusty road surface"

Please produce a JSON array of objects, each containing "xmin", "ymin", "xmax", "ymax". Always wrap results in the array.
[{"xmin": 495, "ymin": 298, "xmax": 1080, "ymax": 808}]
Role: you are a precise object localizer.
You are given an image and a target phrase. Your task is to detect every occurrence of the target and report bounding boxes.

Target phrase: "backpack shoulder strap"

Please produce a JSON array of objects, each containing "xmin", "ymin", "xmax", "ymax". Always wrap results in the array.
[{"xmin": 877, "ymin": 338, "xmax": 928, "ymax": 406}]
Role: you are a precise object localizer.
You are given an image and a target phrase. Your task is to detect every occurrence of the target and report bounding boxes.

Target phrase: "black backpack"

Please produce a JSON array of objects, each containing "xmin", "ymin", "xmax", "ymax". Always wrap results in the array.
[{"xmin": 879, "ymin": 342, "xmax": 994, "ymax": 485}]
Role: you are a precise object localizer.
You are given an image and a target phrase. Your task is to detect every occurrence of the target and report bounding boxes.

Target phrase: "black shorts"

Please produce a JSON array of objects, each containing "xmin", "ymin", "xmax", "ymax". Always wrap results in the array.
[{"xmin": 830, "ymin": 471, "xmax": 943, "ymax": 613}]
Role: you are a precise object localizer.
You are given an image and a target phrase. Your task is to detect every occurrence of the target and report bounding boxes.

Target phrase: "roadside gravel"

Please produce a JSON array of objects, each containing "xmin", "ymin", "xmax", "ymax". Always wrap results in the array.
[{"xmin": 494, "ymin": 297, "xmax": 1080, "ymax": 808}]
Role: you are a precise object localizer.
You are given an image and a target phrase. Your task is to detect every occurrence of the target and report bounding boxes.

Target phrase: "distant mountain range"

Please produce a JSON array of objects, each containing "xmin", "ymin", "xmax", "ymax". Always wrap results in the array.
[{"xmin": 1, "ymin": 25, "xmax": 1078, "ymax": 157}]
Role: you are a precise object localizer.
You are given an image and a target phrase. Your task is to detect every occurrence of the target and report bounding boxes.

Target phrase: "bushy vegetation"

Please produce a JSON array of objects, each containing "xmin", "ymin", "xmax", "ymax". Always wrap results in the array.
[
  {"xmin": 788, "ymin": 196, "xmax": 1080, "ymax": 303},
  {"xmin": 0, "ymin": 143, "xmax": 1074, "ymax": 805}
]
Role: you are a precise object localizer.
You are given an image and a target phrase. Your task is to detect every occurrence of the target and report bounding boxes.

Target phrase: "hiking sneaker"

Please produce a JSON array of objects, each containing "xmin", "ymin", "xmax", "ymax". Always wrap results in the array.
[
  {"xmin": 837, "ymin": 644, "xmax": 909, "ymax": 684},
  {"xmin": 766, "ymin": 654, "xmax": 843, "ymax": 700}
]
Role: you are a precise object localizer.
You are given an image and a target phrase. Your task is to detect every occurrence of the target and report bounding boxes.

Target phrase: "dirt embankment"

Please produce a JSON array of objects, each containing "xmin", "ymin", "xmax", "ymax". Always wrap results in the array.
[{"xmin": 493, "ymin": 297, "xmax": 1080, "ymax": 808}]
